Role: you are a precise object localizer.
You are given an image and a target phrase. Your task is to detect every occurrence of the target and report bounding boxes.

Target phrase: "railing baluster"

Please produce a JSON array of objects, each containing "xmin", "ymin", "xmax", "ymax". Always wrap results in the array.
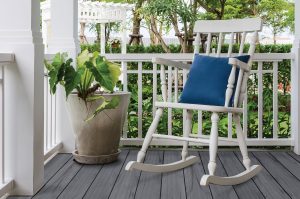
[
  {"xmin": 122, "ymin": 61, "xmax": 128, "ymax": 138},
  {"xmin": 53, "ymin": 94, "xmax": 57, "ymax": 145},
  {"xmin": 182, "ymin": 68, "xmax": 188, "ymax": 133},
  {"xmin": 122, "ymin": 61, "xmax": 128, "ymax": 92},
  {"xmin": 258, "ymin": 62, "xmax": 263, "ymax": 139},
  {"xmin": 45, "ymin": 76, "xmax": 49, "ymax": 151},
  {"xmin": 174, "ymin": 68, "xmax": 178, "ymax": 102},
  {"xmin": 0, "ymin": 65, "xmax": 4, "ymax": 183},
  {"xmin": 153, "ymin": 63, "xmax": 158, "ymax": 118},
  {"xmin": 49, "ymin": 90, "xmax": 53, "ymax": 149},
  {"xmin": 138, "ymin": 62, "xmax": 143, "ymax": 138},
  {"xmin": 273, "ymin": 61, "xmax": 279, "ymax": 139},
  {"xmin": 167, "ymin": 66, "xmax": 172, "ymax": 135},
  {"xmin": 243, "ymin": 86, "xmax": 248, "ymax": 138},
  {"xmin": 197, "ymin": 111, "xmax": 202, "ymax": 136}
]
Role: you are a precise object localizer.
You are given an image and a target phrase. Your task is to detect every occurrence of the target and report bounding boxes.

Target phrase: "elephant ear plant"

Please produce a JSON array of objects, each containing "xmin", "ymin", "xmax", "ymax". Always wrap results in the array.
[{"xmin": 44, "ymin": 49, "xmax": 121, "ymax": 121}]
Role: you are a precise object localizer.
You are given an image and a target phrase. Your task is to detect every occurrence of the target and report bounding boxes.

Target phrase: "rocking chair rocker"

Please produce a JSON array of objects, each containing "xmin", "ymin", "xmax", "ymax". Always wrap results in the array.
[{"xmin": 126, "ymin": 18, "xmax": 263, "ymax": 186}]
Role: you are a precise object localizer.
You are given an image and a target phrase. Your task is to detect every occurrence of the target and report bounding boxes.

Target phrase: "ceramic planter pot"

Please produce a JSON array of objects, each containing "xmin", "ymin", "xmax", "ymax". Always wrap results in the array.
[{"xmin": 66, "ymin": 92, "xmax": 130, "ymax": 164}]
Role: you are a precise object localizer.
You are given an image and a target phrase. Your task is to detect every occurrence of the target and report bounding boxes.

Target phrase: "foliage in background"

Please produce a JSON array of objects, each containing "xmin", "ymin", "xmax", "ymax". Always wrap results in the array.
[
  {"xmin": 258, "ymin": 0, "xmax": 294, "ymax": 44},
  {"xmin": 81, "ymin": 43, "xmax": 292, "ymax": 138}
]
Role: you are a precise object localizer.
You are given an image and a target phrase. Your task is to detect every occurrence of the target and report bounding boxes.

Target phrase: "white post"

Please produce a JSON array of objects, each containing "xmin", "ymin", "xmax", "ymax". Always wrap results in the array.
[
  {"xmin": 292, "ymin": 0, "xmax": 300, "ymax": 154},
  {"xmin": 47, "ymin": 0, "xmax": 79, "ymax": 153},
  {"xmin": 0, "ymin": 0, "xmax": 44, "ymax": 195},
  {"xmin": 121, "ymin": 19, "xmax": 127, "ymax": 54},
  {"xmin": 100, "ymin": 23, "xmax": 106, "ymax": 54}
]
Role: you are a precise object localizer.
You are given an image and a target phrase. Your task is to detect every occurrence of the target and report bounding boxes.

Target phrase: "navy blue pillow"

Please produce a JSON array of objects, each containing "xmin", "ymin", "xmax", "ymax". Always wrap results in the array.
[{"xmin": 180, "ymin": 54, "xmax": 250, "ymax": 107}]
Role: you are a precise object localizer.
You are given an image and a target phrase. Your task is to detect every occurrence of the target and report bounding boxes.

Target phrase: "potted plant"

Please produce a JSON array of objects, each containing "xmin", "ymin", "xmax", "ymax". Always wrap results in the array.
[{"xmin": 44, "ymin": 49, "xmax": 130, "ymax": 164}]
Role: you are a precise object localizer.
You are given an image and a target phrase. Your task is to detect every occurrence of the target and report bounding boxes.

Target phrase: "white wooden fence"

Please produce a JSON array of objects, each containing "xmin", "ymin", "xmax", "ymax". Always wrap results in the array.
[
  {"xmin": 0, "ymin": 53, "xmax": 14, "ymax": 198},
  {"xmin": 43, "ymin": 53, "xmax": 294, "ymax": 151}
]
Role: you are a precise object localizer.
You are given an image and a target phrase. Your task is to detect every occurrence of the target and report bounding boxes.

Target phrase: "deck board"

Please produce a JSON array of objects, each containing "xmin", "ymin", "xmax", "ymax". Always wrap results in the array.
[
  {"xmin": 83, "ymin": 149, "xmax": 129, "ymax": 199},
  {"xmin": 7, "ymin": 149, "xmax": 300, "ymax": 199},
  {"xmin": 184, "ymin": 151, "xmax": 212, "ymax": 199},
  {"xmin": 32, "ymin": 158, "xmax": 82, "ymax": 199},
  {"xmin": 108, "ymin": 150, "xmax": 141, "ymax": 199},
  {"xmin": 135, "ymin": 150, "xmax": 163, "ymax": 199},
  {"xmin": 200, "ymin": 151, "xmax": 239, "ymax": 199},
  {"xmin": 58, "ymin": 164, "xmax": 102, "ymax": 199},
  {"xmin": 218, "ymin": 151, "xmax": 264, "ymax": 199},
  {"xmin": 235, "ymin": 151, "xmax": 290, "ymax": 199},
  {"xmin": 253, "ymin": 151, "xmax": 300, "ymax": 199},
  {"xmin": 161, "ymin": 150, "xmax": 186, "ymax": 199}
]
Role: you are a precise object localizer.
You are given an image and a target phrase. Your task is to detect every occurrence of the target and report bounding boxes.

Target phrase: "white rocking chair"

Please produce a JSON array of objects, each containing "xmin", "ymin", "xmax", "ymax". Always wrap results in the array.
[{"xmin": 126, "ymin": 18, "xmax": 263, "ymax": 186}]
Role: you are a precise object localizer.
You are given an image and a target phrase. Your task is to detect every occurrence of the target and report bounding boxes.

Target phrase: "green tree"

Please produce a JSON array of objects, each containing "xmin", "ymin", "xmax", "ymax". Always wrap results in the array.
[
  {"xmin": 258, "ymin": 0, "xmax": 294, "ymax": 44},
  {"xmin": 143, "ymin": 0, "xmax": 198, "ymax": 53}
]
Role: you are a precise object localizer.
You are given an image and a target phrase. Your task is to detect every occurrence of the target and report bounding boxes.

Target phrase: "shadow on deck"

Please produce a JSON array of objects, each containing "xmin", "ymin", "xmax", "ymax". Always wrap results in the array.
[{"xmin": 8, "ymin": 149, "xmax": 300, "ymax": 199}]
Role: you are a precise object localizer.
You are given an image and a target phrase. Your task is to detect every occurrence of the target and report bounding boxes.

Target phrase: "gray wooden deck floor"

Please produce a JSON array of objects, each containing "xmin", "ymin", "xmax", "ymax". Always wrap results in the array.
[{"xmin": 8, "ymin": 149, "xmax": 300, "ymax": 199}]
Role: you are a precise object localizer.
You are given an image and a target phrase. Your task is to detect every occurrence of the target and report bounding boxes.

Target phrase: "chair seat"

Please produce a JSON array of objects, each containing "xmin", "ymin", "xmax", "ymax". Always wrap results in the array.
[{"xmin": 155, "ymin": 102, "xmax": 243, "ymax": 113}]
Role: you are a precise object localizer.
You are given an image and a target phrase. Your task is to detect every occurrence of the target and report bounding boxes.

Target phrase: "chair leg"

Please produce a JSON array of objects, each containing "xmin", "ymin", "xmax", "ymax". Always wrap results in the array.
[
  {"xmin": 137, "ymin": 108, "xmax": 163, "ymax": 163},
  {"xmin": 182, "ymin": 110, "xmax": 192, "ymax": 161},
  {"xmin": 233, "ymin": 114, "xmax": 250, "ymax": 170},
  {"xmin": 208, "ymin": 112, "xmax": 219, "ymax": 175}
]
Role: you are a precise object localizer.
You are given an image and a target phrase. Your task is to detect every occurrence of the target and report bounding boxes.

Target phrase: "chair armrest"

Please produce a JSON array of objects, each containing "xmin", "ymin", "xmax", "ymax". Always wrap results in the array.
[
  {"xmin": 228, "ymin": 58, "xmax": 250, "ymax": 72},
  {"xmin": 152, "ymin": 57, "xmax": 191, "ymax": 70}
]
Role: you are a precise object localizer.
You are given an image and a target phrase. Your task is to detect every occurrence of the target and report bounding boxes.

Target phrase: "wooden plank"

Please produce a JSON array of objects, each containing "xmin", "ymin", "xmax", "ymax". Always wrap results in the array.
[
  {"xmin": 288, "ymin": 152, "xmax": 300, "ymax": 162},
  {"xmin": 135, "ymin": 150, "xmax": 163, "ymax": 199},
  {"xmin": 235, "ymin": 152, "xmax": 290, "ymax": 199},
  {"xmin": 161, "ymin": 150, "xmax": 186, "ymax": 199},
  {"xmin": 253, "ymin": 151, "xmax": 300, "ymax": 198},
  {"xmin": 44, "ymin": 153, "xmax": 72, "ymax": 183},
  {"xmin": 218, "ymin": 151, "xmax": 264, "ymax": 199},
  {"xmin": 32, "ymin": 159, "xmax": 82, "ymax": 199},
  {"xmin": 58, "ymin": 164, "xmax": 102, "ymax": 199},
  {"xmin": 83, "ymin": 150, "xmax": 129, "ymax": 199},
  {"xmin": 109, "ymin": 150, "xmax": 141, "ymax": 199},
  {"xmin": 200, "ymin": 151, "xmax": 238, "ymax": 199},
  {"xmin": 270, "ymin": 151, "xmax": 300, "ymax": 180},
  {"xmin": 184, "ymin": 151, "xmax": 212, "ymax": 199}
]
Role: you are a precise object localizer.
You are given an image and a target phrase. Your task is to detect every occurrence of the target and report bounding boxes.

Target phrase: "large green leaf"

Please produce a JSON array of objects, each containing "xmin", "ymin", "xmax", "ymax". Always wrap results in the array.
[
  {"xmin": 107, "ymin": 61, "xmax": 121, "ymax": 86},
  {"xmin": 45, "ymin": 53, "xmax": 68, "ymax": 94},
  {"xmin": 86, "ymin": 58, "xmax": 114, "ymax": 92},
  {"xmin": 85, "ymin": 96, "xmax": 120, "ymax": 122},
  {"xmin": 64, "ymin": 66, "xmax": 84, "ymax": 98},
  {"xmin": 77, "ymin": 49, "xmax": 90, "ymax": 68}
]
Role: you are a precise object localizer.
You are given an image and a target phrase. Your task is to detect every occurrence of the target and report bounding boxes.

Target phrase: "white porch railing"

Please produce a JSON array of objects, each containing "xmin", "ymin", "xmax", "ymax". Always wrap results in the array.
[
  {"xmin": 0, "ymin": 53, "xmax": 14, "ymax": 197},
  {"xmin": 105, "ymin": 53, "xmax": 293, "ymax": 147},
  {"xmin": 44, "ymin": 55, "xmax": 63, "ymax": 161},
  {"xmin": 44, "ymin": 53, "xmax": 294, "ymax": 150}
]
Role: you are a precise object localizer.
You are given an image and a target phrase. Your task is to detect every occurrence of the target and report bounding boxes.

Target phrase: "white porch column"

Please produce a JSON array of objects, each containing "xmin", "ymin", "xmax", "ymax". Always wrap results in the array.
[
  {"xmin": 0, "ymin": 0, "xmax": 44, "ymax": 195},
  {"xmin": 292, "ymin": 0, "xmax": 300, "ymax": 154},
  {"xmin": 101, "ymin": 23, "xmax": 106, "ymax": 54},
  {"xmin": 47, "ymin": 0, "xmax": 79, "ymax": 153}
]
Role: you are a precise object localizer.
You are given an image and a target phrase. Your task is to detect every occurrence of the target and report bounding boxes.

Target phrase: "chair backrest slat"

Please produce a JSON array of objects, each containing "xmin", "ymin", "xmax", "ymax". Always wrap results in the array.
[
  {"xmin": 206, "ymin": 33, "xmax": 212, "ymax": 55},
  {"xmin": 194, "ymin": 33, "xmax": 201, "ymax": 54},
  {"xmin": 217, "ymin": 32, "xmax": 223, "ymax": 57},
  {"xmin": 228, "ymin": 32, "xmax": 234, "ymax": 57},
  {"xmin": 193, "ymin": 18, "xmax": 262, "ymax": 108},
  {"xmin": 239, "ymin": 32, "xmax": 247, "ymax": 55}
]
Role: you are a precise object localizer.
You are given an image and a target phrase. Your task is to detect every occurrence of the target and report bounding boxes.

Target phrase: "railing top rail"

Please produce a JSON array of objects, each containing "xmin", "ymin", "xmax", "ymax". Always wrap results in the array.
[
  {"xmin": 0, "ymin": 53, "xmax": 15, "ymax": 64},
  {"xmin": 104, "ymin": 53, "xmax": 293, "ymax": 62}
]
